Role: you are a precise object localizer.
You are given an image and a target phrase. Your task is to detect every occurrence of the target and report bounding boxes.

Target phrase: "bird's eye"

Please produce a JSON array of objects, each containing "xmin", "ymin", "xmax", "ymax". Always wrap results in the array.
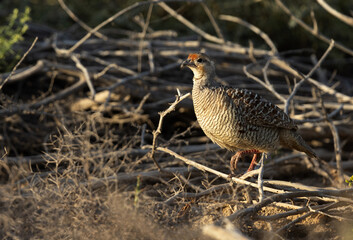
[{"xmin": 197, "ymin": 58, "xmax": 203, "ymax": 63}]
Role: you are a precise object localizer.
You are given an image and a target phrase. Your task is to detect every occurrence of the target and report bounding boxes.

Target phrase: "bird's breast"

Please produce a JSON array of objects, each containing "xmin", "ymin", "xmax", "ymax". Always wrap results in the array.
[{"xmin": 192, "ymin": 87, "xmax": 243, "ymax": 149}]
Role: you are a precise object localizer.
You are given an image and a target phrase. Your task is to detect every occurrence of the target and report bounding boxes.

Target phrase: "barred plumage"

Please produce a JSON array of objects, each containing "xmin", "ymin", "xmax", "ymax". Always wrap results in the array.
[{"xmin": 181, "ymin": 53, "xmax": 317, "ymax": 173}]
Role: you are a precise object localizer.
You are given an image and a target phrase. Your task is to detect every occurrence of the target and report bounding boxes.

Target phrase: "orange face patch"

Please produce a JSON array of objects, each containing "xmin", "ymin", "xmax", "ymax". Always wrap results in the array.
[{"xmin": 187, "ymin": 53, "xmax": 199, "ymax": 61}]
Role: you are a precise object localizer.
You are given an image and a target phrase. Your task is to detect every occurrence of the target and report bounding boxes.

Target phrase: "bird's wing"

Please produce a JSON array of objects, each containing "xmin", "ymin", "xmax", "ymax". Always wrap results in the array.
[{"xmin": 224, "ymin": 87, "xmax": 297, "ymax": 130}]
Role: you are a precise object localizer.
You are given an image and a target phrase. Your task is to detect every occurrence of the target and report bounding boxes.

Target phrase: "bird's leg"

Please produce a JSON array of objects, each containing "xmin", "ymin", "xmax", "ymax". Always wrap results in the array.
[
  {"xmin": 247, "ymin": 153, "xmax": 259, "ymax": 172},
  {"xmin": 229, "ymin": 149, "xmax": 262, "ymax": 174},
  {"xmin": 230, "ymin": 152, "xmax": 241, "ymax": 175}
]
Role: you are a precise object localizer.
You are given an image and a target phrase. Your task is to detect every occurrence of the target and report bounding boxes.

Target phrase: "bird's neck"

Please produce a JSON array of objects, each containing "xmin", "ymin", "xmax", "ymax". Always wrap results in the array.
[{"xmin": 193, "ymin": 73, "xmax": 217, "ymax": 89}]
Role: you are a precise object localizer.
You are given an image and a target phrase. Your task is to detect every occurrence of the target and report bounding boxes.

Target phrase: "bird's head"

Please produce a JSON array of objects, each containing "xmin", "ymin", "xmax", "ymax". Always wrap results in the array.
[{"xmin": 181, "ymin": 53, "xmax": 215, "ymax": 81}]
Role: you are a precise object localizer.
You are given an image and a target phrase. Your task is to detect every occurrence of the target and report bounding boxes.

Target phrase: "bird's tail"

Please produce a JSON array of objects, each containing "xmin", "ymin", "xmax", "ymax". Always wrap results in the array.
[{"xmin": 280, "ymin": 129, "xmax": 317, "ymax": 158}]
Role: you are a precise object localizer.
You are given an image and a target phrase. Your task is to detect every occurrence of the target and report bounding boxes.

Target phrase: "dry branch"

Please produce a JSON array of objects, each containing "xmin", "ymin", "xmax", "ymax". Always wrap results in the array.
[
  {"xmin": 284, "ymin": 39, "xmax": 335, "ymax": 114},
  {"xmin": 317, "ymin": 0, "xmax": 353, "ymax": 27},
  {"xmin": 148, "ymin": 145, "xmax": 286, "ymax": 195},
  {"xmin": 275, "ymin": 0, "xmax": 353, "ymax": 56},
  {"xmin": 158, "ymin": 2, "xmax": 224, "ymax": 44},
  {"xmin": 58, "ymin": 0, "xmax": 108, "ymax": 40},
  {"xmin": 219, "ymin": 15, "xmax": 278, "ymax": 54},
  {"xmin": 71, "ymin": 54, "xmax": 96, "ymax": 99}
]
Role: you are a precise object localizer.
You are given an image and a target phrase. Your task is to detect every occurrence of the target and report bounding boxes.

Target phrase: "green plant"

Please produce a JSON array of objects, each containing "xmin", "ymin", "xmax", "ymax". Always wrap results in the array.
[
  {"xmin": 0, "ymin": 7, "xmax": 30, "ymax": 71},
  {"xmin": 346, "ymin": 175, "xmax": 353, "ymax": 187},
  {"xmin": 134, "ymin": 175, "xmax": 141, "ymax": 207}
]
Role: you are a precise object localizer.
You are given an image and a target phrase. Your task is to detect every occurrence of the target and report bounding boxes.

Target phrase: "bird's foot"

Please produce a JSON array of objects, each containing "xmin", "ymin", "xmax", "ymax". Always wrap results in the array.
[
  {"xmin": 230, "ymin": 149, "xmax": 262, "ymax": 174},
  {"xmin": 229, "ymin": 152, "xmax": 241, "ymax": 174}
]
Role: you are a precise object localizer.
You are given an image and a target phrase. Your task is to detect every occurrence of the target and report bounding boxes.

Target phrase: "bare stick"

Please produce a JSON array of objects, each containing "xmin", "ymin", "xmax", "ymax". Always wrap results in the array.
[
  {"xmin": 150, "ymin": 90, "xmax": 191, "ymax": 170},
  {"xmin": 275, "ymin": 0, "xmax": 353, "ymax": 56},
  {"xmin": 318, "ymin": 91, "xmax": 345, "ymax": 186},
  {"xmin": 0, "ymin": 37, "xmax": 38, "ymax": 90},
  {"xmin": 138, "ymin": 3, "xmax": 154, "ymax": 72},
  {"xmin": 257, "ymin": 153, "xmax": 265, "ymax": 202},
  {"xmin": 201, "ymin": 2, "xmax": 225, "ymax": 43},
  {"xmin": 263, "ymin": 180, "xmax": 330, "ymax": 192},
  {"xmin": 158, "ymin": 2, "xmax": 224, "ymax": 44},
  {"xmin": 58, "ymin": 0, "xmax": 107, "ymax": 40},
  {"xmin": 64, "ymin": 0, "xmax": 202, "ymax": 54},
  {"xmin": 317, "ymin": 0, "xmax": 353, "ymax": 27},
  {"xmin": 0, "ymin": 60, "xmax": 45, "ymax": 84},
  {"xmin": 243, "ymin": 65, "xmax": 286, "ymax": 103},
  {"xmin": 71, "ymin": 55, "xmax": 96, "ymax": 99},
  {"xmin": 65, "ymin": 1, "xmax": 154, "ymax": 54},
  {"xmin": 149, "ymin": 145, "xmax": 286, "ymax": 195},
  {"xmin": 284, "ymin": 39, "xmax": 335, "ymax": 114},
  {"xmin": 270, "ymin": 57, "xmax": 353, "ymax": 104},
  {"xmin": 307, "ymin": 203, "xmax": 351, "ymax": 221},
  {"xmin": 219, "ymin": 15, "xmax": 278, "ymax": 54}
]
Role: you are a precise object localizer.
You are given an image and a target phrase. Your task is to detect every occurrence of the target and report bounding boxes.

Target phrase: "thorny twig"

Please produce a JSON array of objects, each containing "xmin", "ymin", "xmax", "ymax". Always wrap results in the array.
[{"xmin": 150, "ymin": 90, "xmax": 191, "ymax": 171}]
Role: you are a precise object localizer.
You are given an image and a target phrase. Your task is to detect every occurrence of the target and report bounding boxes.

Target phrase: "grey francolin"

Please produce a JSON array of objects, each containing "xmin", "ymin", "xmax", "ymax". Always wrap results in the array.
[{"xmin": 181, "ymin": 53, "xmax": 317, "ymax": 174}]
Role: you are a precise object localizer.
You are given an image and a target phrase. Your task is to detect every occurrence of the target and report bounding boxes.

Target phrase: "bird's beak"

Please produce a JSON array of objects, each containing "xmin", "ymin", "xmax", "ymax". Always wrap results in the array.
[{"xmin": 181, "ymin": 59, "xmax": 196, "ymax": 69}]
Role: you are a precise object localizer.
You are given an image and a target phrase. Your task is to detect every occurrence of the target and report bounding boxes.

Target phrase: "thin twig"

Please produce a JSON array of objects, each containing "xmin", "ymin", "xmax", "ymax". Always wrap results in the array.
[
  {"xmin": 227, "ymin": 188, "xmax": 353, "ymax": 221},
  {"xmin": 71, "ymin": 54, "xmax": 96, "ymax": 99},
  {"xmin": 0, "ymin": 37, "xmax": 38, "ymax": 90},
  {"xmin": 0, "ymin": 60, "xmax": 45, "ymax": 84},
  {"xmin": 270, "ymin": 57, "xmax": 353, "ymax": 104},
  {"xmin": 201, "ymin": 2, "xmax": 225, "ymax": 43},
  {"xmin": 243, "ymin": 64, "xmax": 287, "ymax": 103},
  {"xmin": 58, "ymin": 0, "xmax": 108, "ymax": 40},
  {"xmin": 318, "ymin": 91, "xmax": 345, "ymax": 186},
  {"xmin": 158, "ymin": 2, "xmax": 224, "ymax": 44},
  {"xmin": 150, "ymin": 90, "xmax": 191, "ymax": 170},
  {"xmin": 64, "ymin": 1, "xmax": 157, "ymax": 54},
  {"xmin": 219, "ymin": 15, "xmax": 278, "ymax": 54},
  {"xmin": 317, "ymin": 0, "xmax": 353, "ymax": 27},
  {"xmin": 257, "ymin": 153, "xmax": 265, "ymax": 202},
  {"xmin": 138, "ymin": 3, "xmax": 154, "ymax": 72},
  {"xmin": 284, "ymin": 39, "xmax": 335, "ymax": 114},
  {"xmin": 149, "ymin": 145, "xmax": 286, "ymax": 195},
  {"xmin": 275, "ymin": 0, "xmax": 353, "ymax": 56}
]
